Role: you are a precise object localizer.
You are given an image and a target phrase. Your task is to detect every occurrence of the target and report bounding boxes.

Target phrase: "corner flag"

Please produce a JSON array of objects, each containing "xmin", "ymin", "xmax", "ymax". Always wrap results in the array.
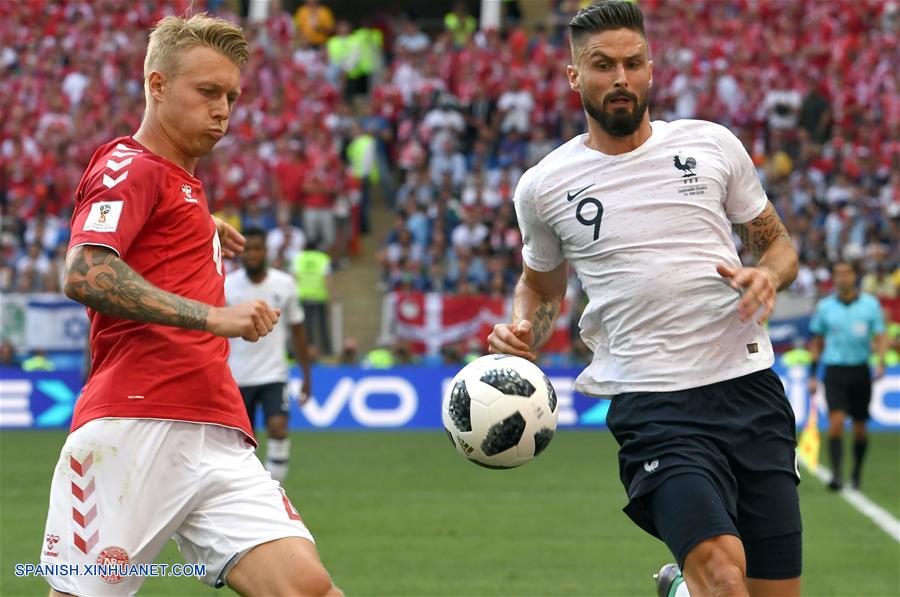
[{"xmin": 797, "ymin": 387, "xmax": 820, "ymax": 470}]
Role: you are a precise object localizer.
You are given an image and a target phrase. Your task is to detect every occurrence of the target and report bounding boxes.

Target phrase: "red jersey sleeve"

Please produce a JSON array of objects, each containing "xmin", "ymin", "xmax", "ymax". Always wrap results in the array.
[{"xmin": 69, "ymin": 144, "xmax": 161, "ymax": 257}]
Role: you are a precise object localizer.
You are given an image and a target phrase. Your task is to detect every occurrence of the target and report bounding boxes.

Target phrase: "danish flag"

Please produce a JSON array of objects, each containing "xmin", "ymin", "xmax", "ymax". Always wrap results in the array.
[{"xmin": 392, "ymin": 292, "xmax": 571, "ymax": 355}]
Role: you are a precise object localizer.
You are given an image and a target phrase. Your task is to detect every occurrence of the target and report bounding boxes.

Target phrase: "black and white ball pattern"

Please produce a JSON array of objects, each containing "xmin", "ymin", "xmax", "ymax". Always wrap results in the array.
[{"xmin": 442, "ymin": 354, "xmax": 559, "ymax": 468}]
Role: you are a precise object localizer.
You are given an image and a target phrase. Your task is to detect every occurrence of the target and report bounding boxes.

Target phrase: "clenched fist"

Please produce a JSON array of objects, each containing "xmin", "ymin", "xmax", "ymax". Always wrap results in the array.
[{"xmin": 207, "ymin": 300, "xmax": 281, "ymax": 341}]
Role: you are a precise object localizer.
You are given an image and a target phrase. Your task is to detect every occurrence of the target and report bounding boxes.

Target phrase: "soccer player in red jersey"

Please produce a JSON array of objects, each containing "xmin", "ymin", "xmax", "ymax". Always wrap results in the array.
[{"xmin": 40, "ymin": 14, "xmax": 340, "ymax": 596}]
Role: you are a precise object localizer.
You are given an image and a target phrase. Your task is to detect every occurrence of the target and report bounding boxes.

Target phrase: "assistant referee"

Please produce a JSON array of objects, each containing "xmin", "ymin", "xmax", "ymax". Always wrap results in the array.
[{"xmin": 808, "ymin": 261, "xmax": 888, "ymax": 490}]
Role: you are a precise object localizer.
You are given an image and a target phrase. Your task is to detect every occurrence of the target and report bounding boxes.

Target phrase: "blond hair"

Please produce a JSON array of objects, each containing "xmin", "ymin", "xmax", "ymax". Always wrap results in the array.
[{"xmin": 144, "ymin": 13, "xmax": 248, "ymax": 82}]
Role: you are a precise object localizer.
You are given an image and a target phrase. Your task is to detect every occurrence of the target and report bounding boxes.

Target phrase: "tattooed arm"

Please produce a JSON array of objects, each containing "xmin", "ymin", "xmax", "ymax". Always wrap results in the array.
[
  {"xmin": 488, "ymin": 261, "xmax": 567, "ymax": 361},
  {"xmin": 64, "ymin": 244, "xmax": 209, "ymax": 329},
  {"xmin": 63, "ymin": 244, "xmax": 280, "ymax": 341},
  {"xmin": 732, "ymin": 201, "xmax": 798, "ymax": 291},
  {"xmin": 717, "ymin": 201, "xmax": 799, "ymax": 323}
]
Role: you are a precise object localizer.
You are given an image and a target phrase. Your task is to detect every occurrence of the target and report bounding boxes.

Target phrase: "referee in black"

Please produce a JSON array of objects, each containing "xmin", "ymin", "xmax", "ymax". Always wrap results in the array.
[{"xmin": 808, "ymin": 261, "xmax": 888, "ymax": 490}]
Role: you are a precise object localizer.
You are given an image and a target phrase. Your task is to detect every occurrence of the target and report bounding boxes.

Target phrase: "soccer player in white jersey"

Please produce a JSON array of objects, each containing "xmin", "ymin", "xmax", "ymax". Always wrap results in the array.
[
  {"xmin": 226, "ymin": 227, "xmax": 313, "ymax": 482},
  {"xmin": 488, "ymin": 3, "xmax": 801, "ymax": 596}
]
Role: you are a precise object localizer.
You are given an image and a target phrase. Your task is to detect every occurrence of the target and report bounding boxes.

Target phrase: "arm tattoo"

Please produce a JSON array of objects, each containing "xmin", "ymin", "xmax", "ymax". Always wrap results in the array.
[
  {"xmin": 64, "ymin": 245, "xmax": 209, "ymax": 330},
  {"xmin": 733, "ymin": 204, "xmax": 792, "ymax": 261},
  {"xmin": 734, "ymin": 222, "xmax": 750, "ymax": 248},
  {"xmin": 531, "ymin": 299, "xmax": 561, "ymax": 349}
]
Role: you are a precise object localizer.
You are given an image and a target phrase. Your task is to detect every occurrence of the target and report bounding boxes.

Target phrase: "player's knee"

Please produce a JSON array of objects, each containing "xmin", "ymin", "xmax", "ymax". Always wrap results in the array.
[
  {"xmin": 267, "ymin": 416, "xmax": 289, "ymax": 438},
  {"xmin": 267, "ymin": 425, "xmax": 288, "ymax": 439},
  {"xmin": 293, "ymin": 566, "xmax": 338, "ymax": 597},
  {"xmin": 706, "ymin": 563, "xmax": 745, "ymax": 597},
  {"xmin": 258, "ymin": 566, "xmax": 336, "ymax": 596},
  {"xmin": 686, "ymin": 537, "xmax": 747, "ymax": 596}
]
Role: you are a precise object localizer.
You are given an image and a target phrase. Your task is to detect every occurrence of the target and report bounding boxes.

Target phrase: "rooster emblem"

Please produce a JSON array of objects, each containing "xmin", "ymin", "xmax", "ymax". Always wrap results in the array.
[{"xmin": 673, "ymin": 155, "xmax": 697, "ymax": 177}]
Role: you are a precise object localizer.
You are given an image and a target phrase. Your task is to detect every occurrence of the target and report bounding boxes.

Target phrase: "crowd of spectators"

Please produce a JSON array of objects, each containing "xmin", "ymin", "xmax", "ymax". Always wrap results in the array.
[
  {"xmin": 2, "ymin": 0, "xmax": 899, "ymax": 313},
  {"xmin": 378, "ymin": 0, "xmax": 900, "ymax": 302}
]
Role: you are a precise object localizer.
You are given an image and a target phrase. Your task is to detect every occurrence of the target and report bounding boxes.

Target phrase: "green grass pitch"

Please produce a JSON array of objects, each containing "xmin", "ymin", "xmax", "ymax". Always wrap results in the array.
[{"xmin": 2, "ymin": 430, "xmax": 898, "ymax": 596}]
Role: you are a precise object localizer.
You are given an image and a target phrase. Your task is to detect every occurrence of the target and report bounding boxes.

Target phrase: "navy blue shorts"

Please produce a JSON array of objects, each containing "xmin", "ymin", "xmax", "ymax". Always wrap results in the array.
[
  {"xmin": 606, "ymin": 368, "xmax": 802, "ymax": 577},
  {"xmin": 240, "ymin": 382, "xmax": 289, "ymax": 424}
]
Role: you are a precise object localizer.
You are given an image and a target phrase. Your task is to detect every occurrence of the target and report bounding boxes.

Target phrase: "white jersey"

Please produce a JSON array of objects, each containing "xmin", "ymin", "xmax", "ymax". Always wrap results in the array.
[
  {"xmin": 225, "ymin": 268, "xmax": 304, "ymax": 387},
  {"xmin": 515, "ymin": 119, "xmax": 774, "ymax": 396}
]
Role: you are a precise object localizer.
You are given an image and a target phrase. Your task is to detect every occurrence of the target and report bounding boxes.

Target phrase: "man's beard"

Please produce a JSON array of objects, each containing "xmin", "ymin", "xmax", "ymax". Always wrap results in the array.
[
  {"xmin": 245, "ymin": 263, "xmax": 266, "ymax": 278},
  {"xmin": 583, "ymin": 89, "xmax": 648, "ymax": 137}
]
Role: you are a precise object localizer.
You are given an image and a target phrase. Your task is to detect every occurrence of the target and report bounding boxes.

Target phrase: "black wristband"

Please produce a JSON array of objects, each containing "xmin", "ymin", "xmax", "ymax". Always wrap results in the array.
[{"xmin": 809, "ymin": 360, "xmax": 819, "ymax": 377}]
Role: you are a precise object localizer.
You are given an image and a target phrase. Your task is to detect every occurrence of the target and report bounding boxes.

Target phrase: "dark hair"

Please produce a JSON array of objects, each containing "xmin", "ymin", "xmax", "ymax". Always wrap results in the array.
[
  {"xmin": 242, "ymin": 226, "xmax": 266, "ymax": 242},
  {"xmin": 569, "ymin": 1, "xmax": 646, "ymax": 47},
  {"xmin": 832, "ymin": 259, "xmax": 858, "ymax": 274}
]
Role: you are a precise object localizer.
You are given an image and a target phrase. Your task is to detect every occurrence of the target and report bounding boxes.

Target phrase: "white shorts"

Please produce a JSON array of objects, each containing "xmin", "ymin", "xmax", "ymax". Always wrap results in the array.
[{"xmin": 40, "ymin": 418, "xmax": 314, "ymax": 596}]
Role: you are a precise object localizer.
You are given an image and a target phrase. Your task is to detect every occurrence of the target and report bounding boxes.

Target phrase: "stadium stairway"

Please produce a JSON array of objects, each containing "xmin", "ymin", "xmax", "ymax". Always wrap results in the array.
[{"xmin": 329, "ymin": 199, "xmax": 392, "ymax": 357}]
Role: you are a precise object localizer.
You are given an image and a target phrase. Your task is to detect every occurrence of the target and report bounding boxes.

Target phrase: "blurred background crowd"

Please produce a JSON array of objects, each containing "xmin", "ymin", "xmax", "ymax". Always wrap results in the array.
[{"xmin": 1, "ymin": 0, "xmax": 899, "ymax": 364}]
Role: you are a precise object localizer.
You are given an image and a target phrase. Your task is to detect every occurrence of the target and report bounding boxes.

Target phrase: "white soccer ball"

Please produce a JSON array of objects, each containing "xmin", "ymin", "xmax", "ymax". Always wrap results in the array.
[{"xmin": 442, "ymin": 354, "xmax": 559, "ymax": 468}]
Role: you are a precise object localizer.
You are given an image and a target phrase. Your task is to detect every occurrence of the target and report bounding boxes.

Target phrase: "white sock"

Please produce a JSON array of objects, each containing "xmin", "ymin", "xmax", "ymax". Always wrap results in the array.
[
  {"xmin": 674, "ymin": 578, "xmax": 691, "ymax": 597},
  {"xmin": 266, "ymin": 437, "xmax": 291, "ymax": 482}
]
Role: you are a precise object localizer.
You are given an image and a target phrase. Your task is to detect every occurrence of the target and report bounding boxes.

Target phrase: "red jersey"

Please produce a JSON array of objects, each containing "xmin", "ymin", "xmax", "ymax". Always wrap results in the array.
[{"xmin": 67, "ymin": 137, "xmax": 252, "ymax": 441}]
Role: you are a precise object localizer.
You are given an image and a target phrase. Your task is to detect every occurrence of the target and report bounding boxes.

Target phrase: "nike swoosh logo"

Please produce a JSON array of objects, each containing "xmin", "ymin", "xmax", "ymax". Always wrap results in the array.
[{"xmin": 566, "ymin": 184, "xmax": 593, "ymax": 202}]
